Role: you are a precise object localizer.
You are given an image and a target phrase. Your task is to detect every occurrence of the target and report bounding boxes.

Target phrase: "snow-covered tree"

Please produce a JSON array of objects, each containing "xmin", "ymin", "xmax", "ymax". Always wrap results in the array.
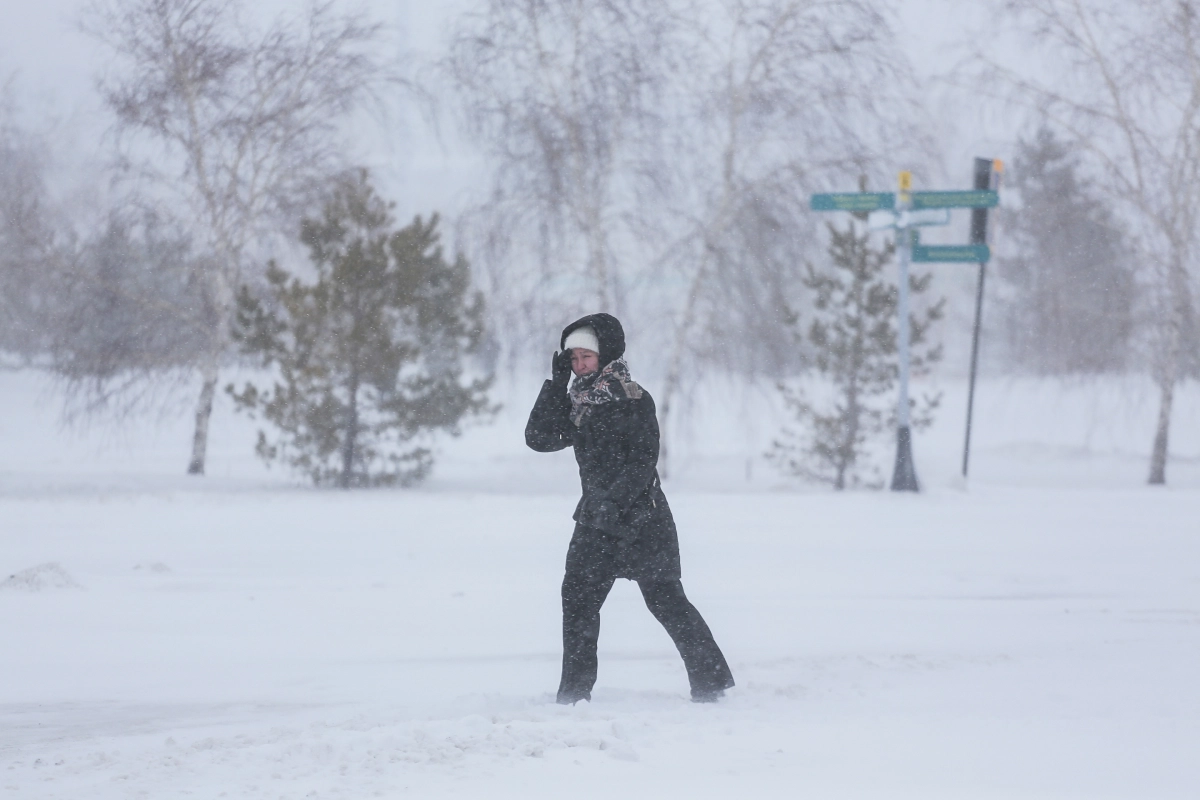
[
  {"xmin": 998, "ymin": 127, "xmax": 1136, "ymax": 374},
  {"xmin": 228, "ymin": 172, "xmax": 493, "ymax": 488}
]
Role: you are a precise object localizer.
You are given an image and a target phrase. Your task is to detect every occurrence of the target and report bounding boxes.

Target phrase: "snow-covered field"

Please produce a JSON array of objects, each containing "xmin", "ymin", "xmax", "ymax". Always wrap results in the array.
[{"xmin": 2, "ymin": 371, "xmax": 1198, "ymax": 798}]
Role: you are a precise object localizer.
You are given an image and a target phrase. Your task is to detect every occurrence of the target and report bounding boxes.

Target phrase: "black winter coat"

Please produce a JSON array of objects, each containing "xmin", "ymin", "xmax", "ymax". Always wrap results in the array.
[{"xmin": 525, "ymin": 376, "xmax": 681, "ymax": 582}]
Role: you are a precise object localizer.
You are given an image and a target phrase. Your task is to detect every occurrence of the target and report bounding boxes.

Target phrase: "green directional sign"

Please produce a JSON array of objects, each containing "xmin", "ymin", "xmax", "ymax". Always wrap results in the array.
[
  {"xmin": 912, "ymin": 243, "xmax": 991, "ymax": 263},
  {"xmin": 910, "ymin": 190, "xmax": 998, "ymax": 210},
  {"xmin": 811, "ymin": 192, "xmax": 895, "ymax": 212}
]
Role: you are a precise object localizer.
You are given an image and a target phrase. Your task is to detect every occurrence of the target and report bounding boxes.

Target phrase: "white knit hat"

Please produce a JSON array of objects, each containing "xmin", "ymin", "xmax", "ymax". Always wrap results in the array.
[{"xmin": 562, "ymin": 326, "xmax": 600, "ymax": 354}]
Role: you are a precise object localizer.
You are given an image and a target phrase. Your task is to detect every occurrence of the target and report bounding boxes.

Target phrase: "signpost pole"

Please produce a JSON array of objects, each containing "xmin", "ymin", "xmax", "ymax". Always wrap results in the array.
[
  {"xmin": 961, "ymin": 158, "xmax": 1001, "ymax": 479},
  {"xmin": 962, "ymin": 260, "xmax": 986, "ymax": 478},
  {"xmin": 891, "ymin": 171, "xmax": 919, "ymax": 492},
  {"xmin": 809, "ymin": 174, "xmax": 1000, "ymax": 490}
]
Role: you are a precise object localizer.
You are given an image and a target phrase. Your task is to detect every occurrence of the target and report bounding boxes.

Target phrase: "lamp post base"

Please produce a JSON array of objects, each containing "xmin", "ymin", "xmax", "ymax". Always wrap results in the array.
[{"xmin": 890, "ymin": 425, "xmax": 920, "ymax": 492}]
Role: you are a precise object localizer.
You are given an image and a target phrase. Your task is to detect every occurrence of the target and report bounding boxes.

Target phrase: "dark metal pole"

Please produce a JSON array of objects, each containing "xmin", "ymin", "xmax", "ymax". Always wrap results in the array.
[
  {"xmin": 962, "ymin": 157, "xmax": 997, "ymax": 479},
  {"xmin": 962, "ymin": 261, "xmax": 986, "ymax": 477},
  {"xmin": 891, "ymin": 172, "xmax": 919, "ymax": 492}
]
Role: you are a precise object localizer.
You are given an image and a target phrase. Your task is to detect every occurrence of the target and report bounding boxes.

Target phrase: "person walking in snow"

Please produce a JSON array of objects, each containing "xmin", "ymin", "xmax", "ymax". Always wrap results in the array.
[{"xmin": 525, "ymin": 313, "xmax": 735, "ymax": 704}]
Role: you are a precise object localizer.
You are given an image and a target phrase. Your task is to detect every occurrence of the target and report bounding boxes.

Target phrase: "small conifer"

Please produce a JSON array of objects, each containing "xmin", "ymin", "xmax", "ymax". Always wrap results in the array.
[
  {"xmin": 769, "ymin": 218, "xmax": 943, "ymax": 489},
  {"xmin": 228, "ymin": 171, "xmax": 493, "ymax": 487}
]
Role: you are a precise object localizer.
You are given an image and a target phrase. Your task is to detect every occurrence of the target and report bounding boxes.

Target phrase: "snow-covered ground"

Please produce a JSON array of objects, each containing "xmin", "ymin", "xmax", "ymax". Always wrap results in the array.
[{"xmin": 2, "ymin": 370, "xmax": 1198, "ymax": 798}]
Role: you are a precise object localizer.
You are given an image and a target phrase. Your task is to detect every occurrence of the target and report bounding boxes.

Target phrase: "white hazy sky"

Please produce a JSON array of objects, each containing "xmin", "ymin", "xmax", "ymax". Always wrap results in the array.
[
  {"xmin": 2, "ymin": 0, "xmax": 1053, "ymax": 379},
  {"xmin": 2, "ymin": 0, "xmax": 1022, "ymax": 221}
]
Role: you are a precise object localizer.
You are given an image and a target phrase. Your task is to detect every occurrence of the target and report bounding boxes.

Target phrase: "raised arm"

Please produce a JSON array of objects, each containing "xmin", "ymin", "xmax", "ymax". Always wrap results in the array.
[{"xmin": 526, "ymin": 351, "xmax": 575, "ymax": 452}]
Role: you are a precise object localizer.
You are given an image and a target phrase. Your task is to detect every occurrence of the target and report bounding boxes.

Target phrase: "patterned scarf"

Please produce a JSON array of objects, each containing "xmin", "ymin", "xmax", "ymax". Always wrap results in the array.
[{"xmin": 569, "ymin": 357, "xmax": 640, "ymax": 426}]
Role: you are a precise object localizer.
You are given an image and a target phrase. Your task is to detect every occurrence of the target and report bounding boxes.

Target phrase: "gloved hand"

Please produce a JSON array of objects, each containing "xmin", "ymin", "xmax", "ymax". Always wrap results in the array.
[{"xmin": 551, "ymin": 349, "xmax": 573, "ymax": 385}]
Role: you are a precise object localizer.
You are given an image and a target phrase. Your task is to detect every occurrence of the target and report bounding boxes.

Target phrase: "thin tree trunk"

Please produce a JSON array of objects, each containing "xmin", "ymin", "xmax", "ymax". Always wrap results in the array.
[
  {"xmin": 586, "ymin": 209, "xmax": 613, "ymax": 311},
  {"xmin": 833, "ymin": 456, "xmax": 846, "ymax": 491},
  {"xmin": 837, "ymin": 373, "xmax": 861, "ymax": 491},
  {"xmin": 1148, "ymin": 376, "xmax": 1174, "ymax": 485},
  {"xmin": 658, "ymin": 247, "xmax": 713, "ymax": 480},
  {"xmin": 187, "ymin": 364, "xmax": 219, "ymax": 475},
  {"xmin": 1149, "ymin": 250, "xmax": 1189, "ymax": 485},
  {"xmin": 658, "ymin": 357, "xmax": 683, "ymax": 480},
  {"xmin": 836, "ymin": 258, "xmax": 867, "ymax": 491},
  {"xmin": 187, "ymin": 263, "xmax": 234, "ymax": 476},
  {"xmin": 340, "ymin": 372, "xmax": 360, "ymax": 489},
  {"xmin": 659, "ymin": 69, "xmax": 744, "ymax": 480}
]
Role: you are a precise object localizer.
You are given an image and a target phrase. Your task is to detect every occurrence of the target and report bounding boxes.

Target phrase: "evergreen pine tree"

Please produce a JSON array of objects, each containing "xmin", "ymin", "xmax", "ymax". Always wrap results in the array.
[
  {"xmin": 769, "ymin": 219, "xmax": 943, "ymax": 489},
  {"xmin": 228, "ymin": 171, "xmax": 493, "ymax": 488},
  {"xmin": 999, "ymin": 127, "xmax": 1137, "ymax": 374}
]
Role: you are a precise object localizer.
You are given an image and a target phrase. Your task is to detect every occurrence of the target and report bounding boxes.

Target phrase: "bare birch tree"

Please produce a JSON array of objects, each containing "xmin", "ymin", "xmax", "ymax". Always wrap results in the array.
[
  {"xmin": 654, "ymin": 0, "xmax": 927, "ymax": 474},
  {"xmin": 0, "ymin": 88, "xmax": 62, "ymax": 364},
  {"xmin": 47, "ymin": 212, "xmax": 214, "ymax": 413},
  {"xmin": 446, "ymin": 0, "xmax": 680, "ymax": 357},
  {"xmin": 971, "ymin": 0, "xmax": 1200, "ymax": 484},
  {"xmin": 82, "ymin": 0, "xmax": 390, "ymax": 474}
]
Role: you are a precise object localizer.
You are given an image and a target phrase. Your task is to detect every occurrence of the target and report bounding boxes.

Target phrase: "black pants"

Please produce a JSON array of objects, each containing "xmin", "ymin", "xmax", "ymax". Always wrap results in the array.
[{"xmin": 557, "ymin": 547, "xmax": 734, "ymax": 703}]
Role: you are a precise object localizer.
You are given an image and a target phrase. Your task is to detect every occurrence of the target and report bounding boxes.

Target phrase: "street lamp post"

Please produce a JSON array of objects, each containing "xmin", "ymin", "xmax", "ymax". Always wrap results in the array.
[{"xmin": 890, "ymin": 171, "xmax": 919, "ymax": 492}]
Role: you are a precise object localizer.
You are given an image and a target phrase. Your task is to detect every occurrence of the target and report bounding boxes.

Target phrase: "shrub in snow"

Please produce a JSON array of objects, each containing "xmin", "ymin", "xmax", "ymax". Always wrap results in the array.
[{"xmin": 1, "ymin": 563, "xmax": 82, "ymax": 591}]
